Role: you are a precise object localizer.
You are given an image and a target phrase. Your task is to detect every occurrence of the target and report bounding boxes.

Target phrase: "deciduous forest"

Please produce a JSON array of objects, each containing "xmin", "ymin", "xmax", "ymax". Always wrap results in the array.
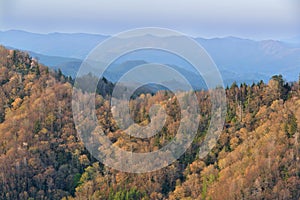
[{"xmin": 0, "ymin": 46, "xmax": 299, "ymax": 199}]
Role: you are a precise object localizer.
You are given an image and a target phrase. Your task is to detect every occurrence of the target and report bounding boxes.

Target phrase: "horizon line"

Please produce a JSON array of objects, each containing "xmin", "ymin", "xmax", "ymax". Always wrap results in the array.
[{"xmin": 0, "ymin": 28, "xmax": 294, "ymax": 42}]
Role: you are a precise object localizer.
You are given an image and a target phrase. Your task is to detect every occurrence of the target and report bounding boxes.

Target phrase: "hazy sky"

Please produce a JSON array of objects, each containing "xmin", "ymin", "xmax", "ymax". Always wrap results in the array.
[{"xmin": 0, "ymin": 0, "xmax": 299, "ymax": 39}]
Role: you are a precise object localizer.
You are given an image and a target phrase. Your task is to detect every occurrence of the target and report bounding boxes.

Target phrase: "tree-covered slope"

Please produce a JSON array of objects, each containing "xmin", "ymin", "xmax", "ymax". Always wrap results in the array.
[{"xmin": 0, "ymin": 46, "xmax": 299, "ymax": 200}]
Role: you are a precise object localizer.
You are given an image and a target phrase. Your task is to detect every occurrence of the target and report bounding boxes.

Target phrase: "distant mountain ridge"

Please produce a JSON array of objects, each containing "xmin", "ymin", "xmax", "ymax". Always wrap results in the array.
[
  {"xmin": 0, "ymin": 30, "xmax": 108, "ymax": 59},
  {"xmin": 0, "ymin": 30, "xmax": 299, "ymax": 84}
]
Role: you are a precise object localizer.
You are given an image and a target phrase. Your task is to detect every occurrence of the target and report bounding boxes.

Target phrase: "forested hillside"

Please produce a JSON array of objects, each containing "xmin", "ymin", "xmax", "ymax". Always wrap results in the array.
[{"xmin": 0, "ymin": 46, "xmax": 299, "ymax": 199}]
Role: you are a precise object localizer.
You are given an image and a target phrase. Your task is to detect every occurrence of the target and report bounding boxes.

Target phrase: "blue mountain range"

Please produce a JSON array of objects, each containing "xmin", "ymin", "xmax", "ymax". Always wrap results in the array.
[{"xmin": 1, "ymin": 30, "xmax": 299, "ymax": 87}]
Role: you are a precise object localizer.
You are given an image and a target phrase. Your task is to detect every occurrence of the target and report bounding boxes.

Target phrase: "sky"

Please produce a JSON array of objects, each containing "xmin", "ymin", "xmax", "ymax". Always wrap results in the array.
[{"xmin": 0, "ymin": 0, "xmax": 299, "ymax": 40}]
